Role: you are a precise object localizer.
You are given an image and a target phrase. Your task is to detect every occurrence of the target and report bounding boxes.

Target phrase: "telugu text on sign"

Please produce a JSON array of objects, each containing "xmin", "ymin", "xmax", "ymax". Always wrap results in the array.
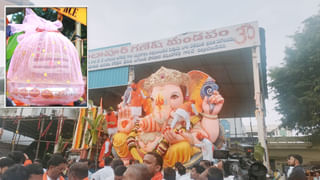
[{"xmin": 88, "ymin": 22, "xmax": 260, "ymax": 71}]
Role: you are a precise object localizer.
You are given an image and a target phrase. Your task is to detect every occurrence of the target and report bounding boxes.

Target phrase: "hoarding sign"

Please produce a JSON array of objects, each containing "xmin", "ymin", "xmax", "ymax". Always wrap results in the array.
[
  {"xmin": 88, "ymin": 22, "xmax": 260, "ymax": 70},
  {"xmin": 52, "ymin": 7, "xmax": 87, "ymax": 25}
]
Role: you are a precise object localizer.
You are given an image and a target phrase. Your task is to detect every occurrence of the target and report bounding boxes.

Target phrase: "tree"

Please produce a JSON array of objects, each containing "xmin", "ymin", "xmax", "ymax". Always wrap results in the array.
[
  {"xmin": 269, "ymin": 11, "xmax": 320, "ymax": 135},
  {"xmin": 83, "ymin": 109, "xmax": 105, "ymax": 146}
]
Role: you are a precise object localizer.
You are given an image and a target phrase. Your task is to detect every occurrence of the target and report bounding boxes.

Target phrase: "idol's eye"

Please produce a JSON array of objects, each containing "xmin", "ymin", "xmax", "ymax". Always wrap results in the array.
[
  {"xmin": 150, "ymin": 97, "xmax": 154, "ymax": 101},
  {"xmin": 170, "ymin": 94, "xmax": 179, "ymax": 100}
]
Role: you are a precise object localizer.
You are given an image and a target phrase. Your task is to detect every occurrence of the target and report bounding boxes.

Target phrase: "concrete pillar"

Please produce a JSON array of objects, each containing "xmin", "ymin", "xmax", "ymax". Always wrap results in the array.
[
  {"xmin": 252, "ymin": 47, "xmax": 271, "ymax": 171},
  {"xmin": 75, "ymin": 22, "xmax": 81, "ymax": 60},
  {"xmin": 128, "ymin": 66, "xmax": 135, "ymax": 84}
]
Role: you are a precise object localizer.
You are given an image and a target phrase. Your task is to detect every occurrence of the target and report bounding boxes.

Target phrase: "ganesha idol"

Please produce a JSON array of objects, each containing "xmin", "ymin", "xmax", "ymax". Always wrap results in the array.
[{"xmin": 112, "ymin": 67, "xmax": 224, "ymax": 167}]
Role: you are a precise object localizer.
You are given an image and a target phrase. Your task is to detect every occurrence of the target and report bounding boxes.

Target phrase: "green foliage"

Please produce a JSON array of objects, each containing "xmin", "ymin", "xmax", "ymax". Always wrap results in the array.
[
  {"xmin": 11, "ymin": 11, "xmax": 24, "ymax": 24},
  {"xmin": 269, "ymin": 12, "xmax": 320, "ymax": 135},
  {"xmin": 56, "ymin": 136, "xmax": 72, "ymax": 153},
  {"xmin": 254, "ymin": 143, "xmax": 265, "ymax": 162},
  {"xmin": 32, "ymin": 8, "xmax": 57, "ymax": 21},
  {"xmin": 82, "ymin": 110, "xmax": 105, "ymax": 146},
  {"xmin": 6, "ymin": 32, "xmax": 24, "ymax": 71}
]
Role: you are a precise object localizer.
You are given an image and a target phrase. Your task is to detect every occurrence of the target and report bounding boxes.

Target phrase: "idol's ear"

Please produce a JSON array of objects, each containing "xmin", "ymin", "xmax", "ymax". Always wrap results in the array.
[{"xmin": 187, "ymin": 70, "xmax": 217, "ymax": 113}]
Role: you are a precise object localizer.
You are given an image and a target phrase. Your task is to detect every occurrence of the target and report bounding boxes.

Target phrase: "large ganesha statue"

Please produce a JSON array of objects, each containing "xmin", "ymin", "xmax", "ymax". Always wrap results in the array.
[{"xmin": 112, "ymin": 67, "xmax": 224, "ymax": 167}]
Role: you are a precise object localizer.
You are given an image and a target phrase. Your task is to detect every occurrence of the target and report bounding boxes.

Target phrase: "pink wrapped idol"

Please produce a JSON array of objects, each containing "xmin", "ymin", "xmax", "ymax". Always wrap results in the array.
[{"xmin": 7, "ymin": 8, "xmax": 84, "ymax": 105}]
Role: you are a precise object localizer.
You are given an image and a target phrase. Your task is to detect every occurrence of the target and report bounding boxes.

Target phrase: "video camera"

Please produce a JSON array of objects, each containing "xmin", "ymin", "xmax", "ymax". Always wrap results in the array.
[{"xmin": 214, "ymin": 150, "xmax": 267, "ymax": 180}]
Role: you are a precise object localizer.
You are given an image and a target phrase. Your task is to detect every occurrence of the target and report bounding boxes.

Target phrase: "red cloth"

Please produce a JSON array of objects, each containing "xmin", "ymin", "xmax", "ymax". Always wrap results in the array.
[
  {"xmin": 151, "ymin": 172, "xmax": 163, "ymax": 180},
  {"xmin": 106, "ymin": 112, "xmax": 117, "ymax": 128}
]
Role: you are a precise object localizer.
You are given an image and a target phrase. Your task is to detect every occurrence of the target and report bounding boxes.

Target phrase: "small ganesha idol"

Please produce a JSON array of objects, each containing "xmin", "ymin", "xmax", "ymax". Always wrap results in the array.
[
  {"xmin": 7, "ymin": 8, "xmax": 84, "ymax": 105},
  {"xmin": 112, "ymin": 67, "xmax": 225, "ymax": 167}
]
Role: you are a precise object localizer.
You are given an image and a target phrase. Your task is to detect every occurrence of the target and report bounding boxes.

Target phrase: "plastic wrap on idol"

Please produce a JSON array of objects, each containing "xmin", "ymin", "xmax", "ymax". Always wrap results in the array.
[{"xmin": 7, "ymin": 8, "xmax": 84, "ymax": 105}]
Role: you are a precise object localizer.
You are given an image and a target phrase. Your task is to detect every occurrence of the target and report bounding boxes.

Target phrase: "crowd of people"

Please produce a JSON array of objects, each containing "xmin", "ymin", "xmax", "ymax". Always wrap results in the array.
[
  {"xmin": 0, "ymin": 151, "xmax": 90, "ymax": 180},
  {"xmin": 92, "ymin": 151, "xmax": 224, "ymax": 180},
  {"xmin": 0, "ymin": 149, "xmax": 316, "ymax": 180},
  {"xmin": 0, "ymin": 150, "xmax": 224, "ymax": 180}
]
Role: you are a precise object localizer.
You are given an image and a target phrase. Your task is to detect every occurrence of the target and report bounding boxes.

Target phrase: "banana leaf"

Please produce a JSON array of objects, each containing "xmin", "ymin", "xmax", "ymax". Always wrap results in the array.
[{"xmin": 6, "ymin": 32, "xmax": 24, "ymax": 71}]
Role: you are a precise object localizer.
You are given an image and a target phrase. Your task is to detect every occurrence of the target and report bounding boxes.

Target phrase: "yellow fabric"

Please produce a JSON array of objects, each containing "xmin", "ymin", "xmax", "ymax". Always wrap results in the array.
[
  {"xmin": 127, "ymin": 131, "xmax": 143, "ymax": 162},
  {"xmin": 73, "ymin": 108, "xmax": 85, "ymax": 149},
  {"xmin": 113, "ymin": 133, "xmax": 129, "ymax": 158},
  {"xmin": 163, "ymin": 141, "xmax": 199, "ymax": 167},
  {"xmin": 190, "ymin": 115, "xmax": 201, "ymax": 125},
  {"xmin": 130, "ymin": 148, "xmax": 143, "ymax": 163},
  {"xmin": 92, "ymin": 107, "xmax": 97, "ymax": 119},
  {"xmin": 52, "ymin": 8, "xmax": 87, "ymax": 25}
]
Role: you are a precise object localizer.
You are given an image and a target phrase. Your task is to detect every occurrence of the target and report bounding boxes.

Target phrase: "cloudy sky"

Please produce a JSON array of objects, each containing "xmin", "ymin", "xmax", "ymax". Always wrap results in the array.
[{"xmin": 3, "ymin": 0, "xmax": 320, "ymax": 126}]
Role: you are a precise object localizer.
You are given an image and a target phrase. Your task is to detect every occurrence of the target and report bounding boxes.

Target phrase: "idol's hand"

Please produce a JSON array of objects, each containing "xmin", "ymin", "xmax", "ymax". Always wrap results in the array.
[
  {"xmin": 163, "ymin": 129, "xmax": 186, "ymax": 145},
  {"xmin": 202, "ymin": 91, "xmax": 224, "ymax": 115},
  {"xmin": 117, "ymin": 106, "xmax": 134, "ymax": 133}
]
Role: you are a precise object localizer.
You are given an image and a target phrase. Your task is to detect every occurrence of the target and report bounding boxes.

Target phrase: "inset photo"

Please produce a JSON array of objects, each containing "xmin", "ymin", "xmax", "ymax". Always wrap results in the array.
[{"xmin": 5, "ymin": 7, "xmax": 87, "ymax": 107}]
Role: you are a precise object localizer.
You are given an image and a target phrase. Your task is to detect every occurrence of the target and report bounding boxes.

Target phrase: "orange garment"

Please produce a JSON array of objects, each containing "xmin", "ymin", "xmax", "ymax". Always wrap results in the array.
[
  {"xmin": 129, "ymin": 84, "xmax": 145, "ymax": 106},
  {"xmin": 99, "ymin": 160, "xmax": 105, "ymax": 168},
  {"xmin": 23, "ymin": 159, "xmax": 32, "ymax": 166},
  {"xmin": 66, "ymin": 102, "xmax": 74, "ymax": 106},
  {"xmin": 152, "ymin": 172, "xmax": 163, "ymax": 180},
  {"xmin": 82, "ymin": 177, "xmax": 89, "ymax": 180},
  {"xmin": 98, "ymin": 138, "xmax": 112, "ymax": 167},
  {"xmin": 11, "ymin": 97, "xmax": 25, "ymax": 106},
  {"xmin": 43, "ymin": 172, "xmax": 65, "ymax": 180},
  {"xmin": 106, "ymin": 112, "xmax": 117, "ymax": 128}
]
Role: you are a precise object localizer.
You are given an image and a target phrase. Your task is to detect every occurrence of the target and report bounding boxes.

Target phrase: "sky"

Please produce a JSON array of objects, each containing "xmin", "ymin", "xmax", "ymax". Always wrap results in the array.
[{"xmin": 3, "ymin": 0, "xmax": 320, "ymax": 126}]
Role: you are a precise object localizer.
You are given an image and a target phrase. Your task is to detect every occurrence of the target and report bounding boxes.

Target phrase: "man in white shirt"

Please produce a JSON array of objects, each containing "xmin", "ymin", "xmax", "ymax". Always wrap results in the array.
[
  {"xmin": 286, "ymin": 154, "xmax": 294, "ymax": 179},
  {"xmin": 90, "ymin": 157, "xmax": 113, "ymax": 180},
  {"xmin": 105, "ymin": 159, "xmax": 125, "ymax": 180},
  {"xmin": 195, "ymin": 134, "xmax": 214, "ymax": 162}
]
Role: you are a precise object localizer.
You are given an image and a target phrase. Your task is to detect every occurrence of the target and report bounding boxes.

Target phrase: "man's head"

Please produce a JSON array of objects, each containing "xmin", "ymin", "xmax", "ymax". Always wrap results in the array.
[
  {"xmin": 191, "ymin": 164, "xmax": 205, "ymax": 180},
  {"xmin": 123, "ymin": 164, "xmax": 152, "ymax": 180},
  {"xmin": 287, "ymin": 154, "xmax": 293, "ymax": 166},
  {"xmin": 103, "ymin": 133, "xmax": 109, "ymax": 140},
  {"xmin": 2, "ymin": 164, "xmax": 28, "ymax": 180},
  {"xmin": 107, "ymin": 107, "xmax": 114, "ymax": 114},
  {"xmin": 47, "ymin": 154, "xmax": 67, "ymax": 180},
  {"xmin": 288, "ymin": 154, "xmax": 303, "ymax": 167},
  {"xmin": 67, "ymin": 162, "xmax": 88, "ymax": 180},
  {"xmin": 143, "ymin": 152, "xmax": 163, "ymax": 176},
  {"xmin": 25, "ymin": 164, "xmax": 43, "ymax": 180},
  {"xmin": 104, "ymin": 156, "xmax": 113, "ymax": 166},
  {"xmin": 200, "ymin": 160, "xmax": 211, "ymax": 169},
  {"xmin": 0, "ymin": 157, "xmax": 14, "ymax": 175},
  {"xmin": 129, "ymin": 159, "xmax": 135, "ymax": 165},
  {"xmin": 175, "ymin": 162, "xmax": 186, "ymax": 176},
  {"xmin": 33, "ymin": 159, "xmax": 43, "ymax": 167},
  {"xmin": 164, "ymin": 167, "xmax": 176, "ymax": 180},
  {"xmin": 7, "ymin": 151, "xmax": 25, "ymax": 164},
  {"xmin": 88, "ymin": 160, "xmax": 95, "ymax": 170},
  {"xmin": 207, "ymin": 167, "xmax": 223, "ymax": 180},
  {"xmin": 114, "ymin": 165, "xmax": 127, "ymax": 180},
  {"xmin": 111, "ymin": 159, "xmax": 124, "ymax": 170}
]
